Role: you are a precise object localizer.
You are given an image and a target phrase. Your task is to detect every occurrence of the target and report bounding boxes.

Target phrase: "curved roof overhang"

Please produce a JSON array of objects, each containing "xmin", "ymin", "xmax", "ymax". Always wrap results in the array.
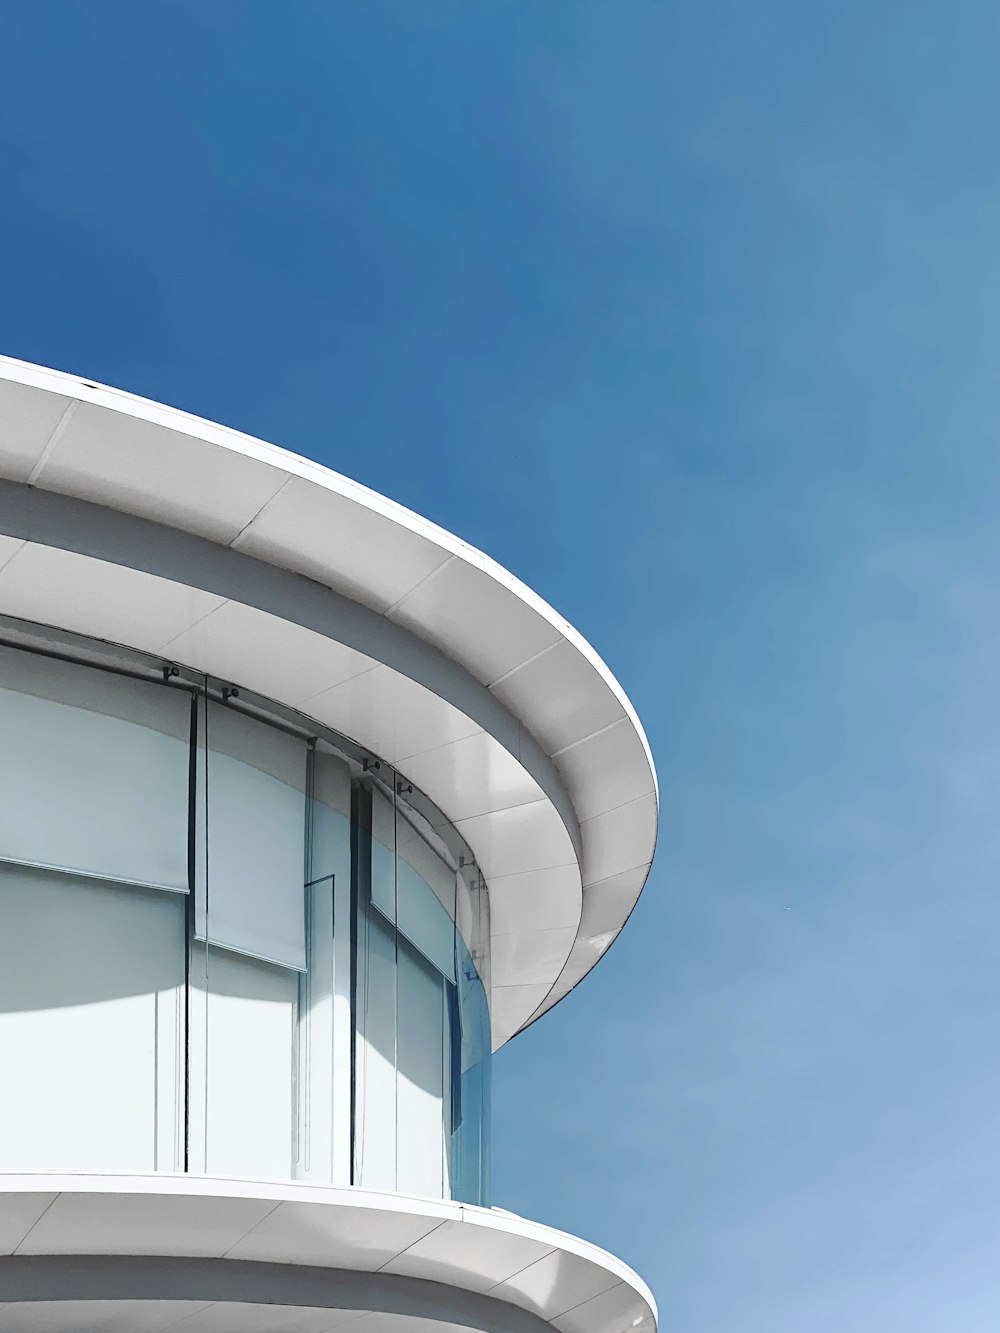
[
  {"xmin": 0, "ymin": 1173, "xmax": 657, "ymax": 1333},
  {"xmin": 0, "ymin": 355, "xmax": 658, "ymax": 1046}
]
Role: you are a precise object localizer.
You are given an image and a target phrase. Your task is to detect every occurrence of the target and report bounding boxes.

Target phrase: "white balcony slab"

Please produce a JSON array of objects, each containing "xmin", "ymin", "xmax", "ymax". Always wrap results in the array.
[{"xmin": 0, "ymin": 1175, "xmax": 656, "ymax": 1333}]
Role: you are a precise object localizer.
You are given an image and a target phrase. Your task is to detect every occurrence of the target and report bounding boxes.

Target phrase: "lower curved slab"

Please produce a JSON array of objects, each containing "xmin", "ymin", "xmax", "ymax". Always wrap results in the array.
[{"xmin": 0, "ymin": 1175, "xmax": 656, "ymax": 1333}]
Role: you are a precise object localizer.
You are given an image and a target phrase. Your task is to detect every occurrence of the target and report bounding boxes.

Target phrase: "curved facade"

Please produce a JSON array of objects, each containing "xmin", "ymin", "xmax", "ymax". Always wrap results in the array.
[
  {"xmin": 0, "ymin": 357, "xmax": 657, "ymax": 1333},
  {"xmin": 0, "ymin": 629, "xmax": 491, "ymax": 1206}
]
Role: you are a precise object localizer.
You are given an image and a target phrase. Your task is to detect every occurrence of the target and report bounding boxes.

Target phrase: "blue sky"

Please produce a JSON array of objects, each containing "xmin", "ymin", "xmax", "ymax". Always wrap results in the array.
[{"xmin": 2, "ymin": 3, "xmax": 1000, "ymax": 1329}]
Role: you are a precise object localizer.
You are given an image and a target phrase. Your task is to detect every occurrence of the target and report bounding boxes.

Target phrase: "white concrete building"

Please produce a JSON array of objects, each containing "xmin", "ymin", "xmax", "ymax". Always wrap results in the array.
[{"xmin": 0, "ymin": 356, "xmax": 658, "ymax": 1333}]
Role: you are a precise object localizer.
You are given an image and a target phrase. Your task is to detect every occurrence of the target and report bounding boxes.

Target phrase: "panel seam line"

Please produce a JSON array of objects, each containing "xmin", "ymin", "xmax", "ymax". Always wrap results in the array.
[
  {"xmin": 25, "ymin": 398, "xmax": 80, "ymax": 484},
  {"xmin": 221, "ymin": 1198, "xmax": 286, "ymax": 1256},
  {"xmin": 550, "ymin": 717, "xmax": 630, "ymax": 760},
  {"xmin": 373, "ymin": 1217, "xmax": 450, "ymax": 1271},
  {"xmin": 382, "ymin": 554, "xmax": 457, "ymax": 618},
  {"xmin": 11, "ymin": 1192, "xmax": 61, "ymax": 1254},
  {"xmin": 486, "ymin": 640, "xmax": 561, "ymax": 690}
]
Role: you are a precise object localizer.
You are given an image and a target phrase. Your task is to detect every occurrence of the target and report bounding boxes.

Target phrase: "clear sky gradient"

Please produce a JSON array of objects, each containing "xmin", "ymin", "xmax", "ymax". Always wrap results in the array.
[{"xmin": 1, "ymin": 4, "xmax": 998, "ymax": 1329}]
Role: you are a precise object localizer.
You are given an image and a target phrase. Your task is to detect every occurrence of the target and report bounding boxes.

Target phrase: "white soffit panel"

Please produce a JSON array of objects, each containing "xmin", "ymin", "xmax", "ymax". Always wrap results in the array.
[
  {"xmin": 232, "ymin": 474, "xmax": 453, "ymax": 614},
  {"xmin": 490, "ymin": 928, "xmax": 580, "ymax": 989},
  {"xmin": 40, "ymin": 400, "xmax": 290, "ymax": 545},
  {"xmin": 555, "ymin": 720, "xmax": 656, "ymax": 824},
  {"xmin": 490, "ymin": 639, "xmax": 627, "ymax": 755},
  {"xmin": 382, "ymin": 1217, "xmax": 549, "ymax": 1293},
  {"xmin": 488, "ymin": 865, "xmax": 582, "ymax": 934},
  {"xmin": 0, "ymin": 542, "xmax": 226, "ymax": 650},
  {"xmin": 454, "ymin": 801, "xmax": 577, "ymax": 881},
  {"xmin": 0, "ymin": 378, "xmax": 73, "ymax": 482},
  {"xmin": 0, "ymin": 1190, "xmax": 56, "ymax": 1253},
  {"xmin": 0, "ymin": 1300, "xmax": 214, "ymax": 1331},
  {"xmin": 0, "ymin": 535, "xmax": 24, "ymax": 574},
  {"xmin": 579, "ymin": 794, "xmax": 657, "ymax": 887},
  {"xmin": 301, "ymin": 665, "xmax": 482, "ymax": 769},
  {"xmin": 399, "ymin": 731, "xmax": 544, "ymax": 824},
  {"xmin": 161, "ymin": 600, "xmax": 377, "ymax": 707},
  {"xmin": 388, "ymin": 559, "xmax": 563, "ymax": 684},
  {"xmin": 578, "ymin": 865, "xmax": 650, "ymax": 939},
  {"xmin": 0, "ymin": 355, "xmax": 659, "ymax": 1042},
  {"xmin": 491, "ymin": 983, "xmax": 561, "ymax": 1047}
]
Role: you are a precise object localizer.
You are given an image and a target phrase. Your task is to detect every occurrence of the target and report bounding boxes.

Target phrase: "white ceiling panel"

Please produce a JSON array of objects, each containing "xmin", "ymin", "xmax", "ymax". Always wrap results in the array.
[
  {"xmin": 487, "ymin": 864, "xmax": 583, "ymax": 932},
  {"xmin": 381, "ymin": 1216, "xmax": 552, "ymax": 1292},
  {"xmin": 310, "ymin": 1314, "xmax": 370, "ymax": 1331},
  {"xmin": 15, "ymin": 1190, "xmax": 277, "ymax": 1257},
  {"xmin": 454, "ymin": 800, "xmax": 576, "ymax": 880},
  {"xmin": 554, "ymin": 1282, "xmax": 655, "ymax": 1333},
  {"xmin": 226, "ymin": 1199, "xmax": 443, "ymax": 1270},
  {"xmin": 358, "ymin": 1318, "xmax": 472, "ymax": 1333},
  {"xmin": 490, "ymin": 640, "xmax": 626, "ymax": 756},
  {"xmin": 161, "ymin": 600, "xmax": 376, "ymax": 706},
  {"xmin": 554, "ymin": 936, "xmax": 617, "ymax": 991},
  {"xmin": 492, "ymin": 1246, "xmax": 620, "ymax": 1320},
  {"xmin": 168, "ymin": 1303, "xmax": 346, "ymax": 1333},
  {"xmin": 578, "ymin": 866, "xmax": 649, "ymax": 939},
  {"xmin": 0, "ymin": 544, "xmax": 225, "ymax": 652},
  {"xmin": 532, "ymin": 981, "xmax": 572, "ymax": 1014},
  {"xmin": 399, "ymin": 730, "xmax": 544, "ymax": 823},
  {"xmin": 0, "ymin": 1300, "xmax": 212, "ymax": 1332},
  {"xmin": 389, "ymin": 677, "xmax": 484, "ymax": 763},
  {"xmin": 234, "ymin": 476, "xmax": 451, "ymax": 614},
  {"xmin": 36, "ymin": 401, "xmax": 289, "ymax": 545},
  {"xmin": 0, "ymin": 534, "xmax": 24, "ymax": 574},
  {"xmin": 579, "ymin": 794, "xmax": 658, "ymax": 887},
  {"xmin": 305, "ymin": 665, "xmax": 399, "ymax": 760},
  {"xmin": 0, "ymin": 380, "xmax": 73, "ymax": 482},
  {"xmin": 490, "ymin": 983, "xmax": 558, "ymax": 1045},
  {"xmin": 303, "ymin": 665, "xmax": 481, "ymax": 768},
  {"xmin": 0, "ymin": 1191, "xmax": 57, "ymax": 1254},
  {"xmin": 389, "ymin": 560, "xmax": 561, "ymax": 684},
  {"xmin": 555, "ymin": 720, "xmax": 656, "ymax": 823},
  {"xmin": 490, "ymin": 926, "xmax": 578, "ymax": 988}
]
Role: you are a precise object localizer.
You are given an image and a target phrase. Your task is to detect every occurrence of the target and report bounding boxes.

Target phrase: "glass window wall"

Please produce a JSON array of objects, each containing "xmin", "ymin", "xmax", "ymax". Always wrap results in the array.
[{"xmin": 0, "ymin": 639, "xmax": 491, "ymax": 1203}]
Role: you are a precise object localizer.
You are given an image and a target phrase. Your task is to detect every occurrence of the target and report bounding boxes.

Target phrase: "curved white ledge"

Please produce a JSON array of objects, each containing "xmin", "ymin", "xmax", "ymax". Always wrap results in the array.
[
  {"xmin": 0, "ymin": 356, "xmax": 658, "ymax": 1042},
  {"xmin": 0, "ymin": 1173, "xmax": 656, "ymax": 1333}
]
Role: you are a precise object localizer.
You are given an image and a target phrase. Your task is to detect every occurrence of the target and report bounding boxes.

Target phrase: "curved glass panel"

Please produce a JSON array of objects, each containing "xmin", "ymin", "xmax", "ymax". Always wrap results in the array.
[{"xmin": 0, "ymin": 636, "xmax": 492, "ymax": 1204}]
